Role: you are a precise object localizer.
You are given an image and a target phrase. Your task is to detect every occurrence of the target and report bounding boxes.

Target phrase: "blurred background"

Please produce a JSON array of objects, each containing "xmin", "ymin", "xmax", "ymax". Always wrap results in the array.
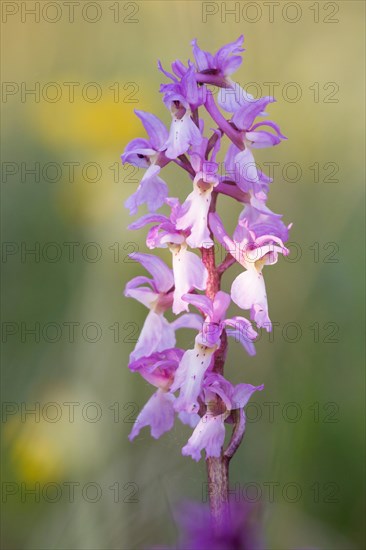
[{"xmin": 1, "ymin": 1, "xmax": 365, "ymax": 548}]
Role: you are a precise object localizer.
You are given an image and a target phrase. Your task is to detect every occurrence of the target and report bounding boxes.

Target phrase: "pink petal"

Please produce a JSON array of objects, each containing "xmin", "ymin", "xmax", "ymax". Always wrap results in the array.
[
  {"xmin": 182, "ymin": 413, "xmax": 226, "ymax": 461},
  {"xmin": 129, "ymin": 389, "xmax": 175, "ymax": 440}
]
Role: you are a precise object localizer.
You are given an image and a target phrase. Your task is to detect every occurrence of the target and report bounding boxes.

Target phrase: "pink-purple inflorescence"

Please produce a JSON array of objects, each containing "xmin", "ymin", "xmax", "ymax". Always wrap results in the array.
[{"xmin": 122, "ymin": 36, "xmax": 291, "ymax": 462}]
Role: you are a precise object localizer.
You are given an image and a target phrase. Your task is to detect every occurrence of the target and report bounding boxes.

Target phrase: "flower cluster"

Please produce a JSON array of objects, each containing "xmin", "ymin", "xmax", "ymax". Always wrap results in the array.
[{"xmin": 122, "ymin": 36, "xmax": 290, "ymax": 461}]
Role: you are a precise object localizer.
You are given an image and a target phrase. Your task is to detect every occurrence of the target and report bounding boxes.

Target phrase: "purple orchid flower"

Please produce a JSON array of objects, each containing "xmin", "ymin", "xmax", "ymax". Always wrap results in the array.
[
  {"xmin": 182, "ymin": 372, "xmax": 263, "ymax": 461},
  {"xmin": 129, "ymin": 349, "xmax": 179, "ymax": 440},
  {"xmin": 128, "ymin": 199, "xmax": 208, "ymax": 314},
  {"xmin": 192, "ymin": 36, "xmax": 245, "ymax": 81},
  {"xmin": 238, "ymin": 201, "xmax": 292, "ymax": 243},
  {"xmin": 223, "ymin": 142, "xmax": 272, "ymax": 196},
  {"xmin": 175, "ymin": 134, "xmax": 221, "ymax": 248},
  {"xmin": 171, "ymin": 291, "xmax": 257, "ymax": 414},
  {"xmin": 124, "ymin": 253, "xmax": 201, "ymax": 361},
  {"xmin": 192, "ymin": 35, "xmax": 256, "ymax": 114},
  {"xmin": 221, "ymin": 97, "xmax": 287, "ymax": 195},
  {"xmin": 121, "ymin": 110, "xmax": 169, "ymax": 214},
  {"xmin": 232, "ymin": 96, "xmax": 287, "ymax": 147},
  {"xmin": 159, "ymin": 60, "xmax": 207, "ymax": 111},
  {"xmin": 164, "ymin": 99, "xmax": 202, "ymax": 160},
  {"xmin": 129, "ymin": 349, "xmax": 201, "ymax": 440},
  {"xmin": 158, "ymin": 62, "xmax": 203, "ymax": 159},
  {"xmin": 210, "ymin": 213, "xmax": 289, "ymax": 331}
]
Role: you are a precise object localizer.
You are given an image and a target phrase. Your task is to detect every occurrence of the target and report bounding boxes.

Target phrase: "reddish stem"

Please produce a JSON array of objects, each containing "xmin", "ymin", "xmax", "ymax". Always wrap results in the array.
[
  {"xmin": 174, "ymin": 155, "xmax": 195, "ymax": 177},
  {"xmin": 199, "ymin": 116, "xmax": 248, "ymax": 532},
  {"xmin": 200, "ymin": 183, "xmax": 237, "ymax": 529},
  {"xmin": 201, "ymin": 245, "xmax": 230, "ymax": 530},
  {"xmin": 217, "ymin": 252, "xmax": 236, "ymax": 275},
  {"xmin": 204, "ymin": 92, "xmax": 244, "ymax": 150},
  {"xmin": 224, "ymin": 409, "xmax": 246, "ymax": 459},
  {"xmin": 216, "ymin": 181, "xmax": 250, "ymax": 203}
]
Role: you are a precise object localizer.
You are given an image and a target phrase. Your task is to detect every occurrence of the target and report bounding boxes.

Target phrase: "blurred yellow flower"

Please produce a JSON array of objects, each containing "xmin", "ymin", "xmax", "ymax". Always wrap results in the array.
[
  {"xmin": 4, "ymin": 385, "xmax": 103, "ymax": 483},
  {"xmin": 5, "ymin": 416, "xmax": 66, "ymax": 483},
  {"xmin": 25, "ymin": 78, "xmax": 161, "ymax": 224},
  {"xmin": 28, "ymin": 79, "xmax": 157, "ymax": 153}
]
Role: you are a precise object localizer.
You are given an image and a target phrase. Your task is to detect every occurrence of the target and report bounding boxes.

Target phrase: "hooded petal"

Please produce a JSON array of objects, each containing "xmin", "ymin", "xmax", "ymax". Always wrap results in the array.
[
  {"xmin": 223, "ymin": 142, "xmax": 260, "ymax": 192},
  {"xmin": 191, "ymin": 38, "xmax": 214, "ymax": 72},
  {"xmin": 125, "ymin": 166, "xmax": 168, "ymax": 215},
  {"xmin": 130, "ymin": 252, "xmax": 174, "ymax": 294},
  {"xmin": 233, "ymin": 147, "xmax": 260, "ymax": 187},
  {"xmin": 226, "ymin": 329, "xmax": 256, "ymax": 356},
  {"xmin": 134, "ymin": 110, "xmax": 168, "ymax": 150},
  {"xmin": 181, "ymin": 294, "xmax": 213, "ymax": 318},
  {"xmin": 245, "ymin": 242, "xmax": 287, "ymax": 270},
  {"xmin": 203, "ymin": 372, "xmax": 233, "ymax": 412},
  {"xmin": 124, "ymin": 285, "xmax": 158, "ymax": 309},
  {"xmin": 240, "ymin": 203, "xmax": 290, "ymax": 242},
  {"xmin": 129, "ymin": 348, "xmax": 184, "ymax": 389},
  {"xmin": 214, "ymin": 35, "xmax": 244, "ymax": 72},
  {"xmin": 232, "ymin": 97, "xmax": 275, "ymax": 130},
  {"xmin": 124, "ymin": 274, "xmax": 158, "ymax": 309},
  {"xmin": 246, "ymin": 130, "xmax": 282, "ymax": 149},
  {"xmin": 128, "ymin": 213, "xmax": 169, "ymax": 230},
  {"xmin": 121, "ymin": 138, "xmax": 154, "ymax": 167},
  {"xmin": 217, "ymin": 82, "xmax": 254, "ymax": 113},
  {"xmin": 171, "ymin": 59, "xmax": 188, "ymax": 79},
  {"xmin": 231, "ymin": 383, "xmax": 264, "ymax": 410},
  {"xmin": 181, "ymin": 63, "xmax": 205, "ymax": 108},
  {"xmin": 170, "ymin": 313, "xmax": 202, "ymax": 332},
  {"xmin": 251, "ymin": 120, "xmax": 287, "ymax": 140},
  {"xmin": 124, "ymin": 275, "xmax": 154, "ymax": 291},
  {"xmin": 158, "ymin": 60, "xmax": 177, "ymax": 82},
  {"xmin": 225, "ymin": 315, "xmax": 257, "ymax": 339},
  {"xmin": 209, "ymin": 212, "xmax": 241, "ymax": 263},
  {"xmin": 192, "ymin": 35, "xmax": 244, "ymax": 78},
  {"xmin": 212, "ymin": 291, "xmax": 231, "ymax": 323},
  {"xmin": 130, "ymin": 311, "xmax": 176, "ymax": 362},
  {"xmin": 147, "ymin": 224, "xmax": 184, "ymax": 249},
  {"xmin": 198, "ymin": 322, "xmax": 223, "ymax": 348},
  {"xmin": 225, "ymin": 316, "xmax": 258, "ymax": 356},
  {"xmin": 129, "ymin": 389, "xmax": 175, "ymax": 440}
]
